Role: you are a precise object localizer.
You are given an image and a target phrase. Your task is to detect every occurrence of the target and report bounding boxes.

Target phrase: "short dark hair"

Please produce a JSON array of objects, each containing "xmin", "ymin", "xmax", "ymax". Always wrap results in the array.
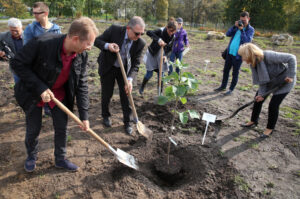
[
  {"xmin": 240, "ymin": 11, "xmax": 249, "ymax": 18},
  {"xmin": 166, "ymin": 19, "xmax": 177, "ymax": 31},
  {"xmin": 33, "ymin": 2, "xmax": 49, "ymax": 13},
  {"xmin": 68, "ymin": 17, "xmax": 99, "ymax": 41}
]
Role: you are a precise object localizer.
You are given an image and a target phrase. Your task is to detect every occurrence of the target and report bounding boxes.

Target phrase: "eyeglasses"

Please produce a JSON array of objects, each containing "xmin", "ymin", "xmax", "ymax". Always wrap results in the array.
[
  {"xmin": 33, "ymin": 11, "xmax": 45, "ymax": 15},
  {"xmin": 131, "ymin": 28, "xmax": 144, "ymax": 36}
]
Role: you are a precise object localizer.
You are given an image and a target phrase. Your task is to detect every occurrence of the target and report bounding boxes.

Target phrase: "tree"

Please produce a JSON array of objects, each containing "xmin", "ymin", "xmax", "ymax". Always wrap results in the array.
[
  {"xmin": 1, "ymin": 0, "xmax": 28, "ymax": 18},
  {"xmin": 156, "ymin": 0, "xmax": 168, "ymax": 22}
]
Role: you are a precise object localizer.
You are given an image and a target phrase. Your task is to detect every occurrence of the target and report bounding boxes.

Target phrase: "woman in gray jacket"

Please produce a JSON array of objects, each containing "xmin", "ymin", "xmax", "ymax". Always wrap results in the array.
[{"xmin": 238, "ymin": 43, "xmax": 297, "ymax": 138}]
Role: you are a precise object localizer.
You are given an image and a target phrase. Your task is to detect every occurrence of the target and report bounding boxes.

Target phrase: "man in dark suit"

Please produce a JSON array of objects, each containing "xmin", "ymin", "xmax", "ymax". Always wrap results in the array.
[{"xmin": 95, "ymin": 16, "xmax": 146, "ymax": 135}]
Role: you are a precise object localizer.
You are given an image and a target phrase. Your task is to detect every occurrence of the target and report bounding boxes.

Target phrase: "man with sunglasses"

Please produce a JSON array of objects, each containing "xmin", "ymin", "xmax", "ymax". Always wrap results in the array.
[
  {"xmin": 95, "ymin": 16, "xmax": 146, "ymax": 135},
  {"xmin": 23, "ymin": 1, "xmax": 61, "ymax": 45},
  {"xmin": 23, "ymin": 2, "xmax": 61, "ymax": 117}
]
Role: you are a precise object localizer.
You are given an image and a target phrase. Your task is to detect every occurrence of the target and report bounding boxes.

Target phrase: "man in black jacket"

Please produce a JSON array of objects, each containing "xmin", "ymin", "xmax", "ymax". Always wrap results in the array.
[
  {"xmin": 11, "ymin": 17, "xmax": 99, "ymax": 172},
  {"xmin": 95, "ymin": 16, "xmax": 146, "ymax": 135}
]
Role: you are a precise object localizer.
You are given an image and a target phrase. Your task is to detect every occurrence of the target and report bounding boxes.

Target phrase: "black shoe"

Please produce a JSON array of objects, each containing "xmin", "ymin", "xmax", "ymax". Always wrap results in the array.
[
  {"xmin": 103, "ymin": 117, "xmax": 111, "ymax": 127},
  {"xmin": 214, "ymin": 87, "xmax": 225, "ymax": 92},
  {"xmin": 260, "ymin": 130, "xmax": 273, "ymax": 139},
  {"xmin": 241, "ymin": 122, "xmax": 257, "ymax": 128},
  {"xmin": 124, "ymin": 123, "xmax": 133, "ymax": 135}
]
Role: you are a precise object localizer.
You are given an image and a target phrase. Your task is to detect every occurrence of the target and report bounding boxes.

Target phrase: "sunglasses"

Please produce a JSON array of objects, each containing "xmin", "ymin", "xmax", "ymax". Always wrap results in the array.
[
  {"xmin": 131, "ymin": 28, "xmax": 144, "ymax": 36},
  {"xmin": 33, "ymin": 11, "xmax": 45, "ymax": 15}
]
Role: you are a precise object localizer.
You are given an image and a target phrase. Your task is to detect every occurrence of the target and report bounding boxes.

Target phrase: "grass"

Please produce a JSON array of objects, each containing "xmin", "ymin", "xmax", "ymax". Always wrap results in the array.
[
  {"xmin": 234, "ymin": 175, "xmax": 250, "ymax": 193},
  {"xmin": 266, "ymin": 182, "xmax": 275, "ymax": 188},
  {"xmin": 234, "ymin": 136, "xmax": 250, "ymax": 143},
  {"xmin": 238, "ymin": 85, "xmax": 252, "ymax": 91},
  {"xmin": 219, "ymin": 150, "xmax": 224, "ymax": 157},
  {"xmin": 280, "ymin": 106, "xmax": 300, "ymax": 120},
  {"xmin": 250, "ymin": 142, "xmax": 259, "ymax": 149},
  {"xmin": 67, "ymin": 135, "xmax": 72, "ymax": 143},
  {"xmin": 240, "ymin": 67, "xmax": 251, "ymax": 74}
]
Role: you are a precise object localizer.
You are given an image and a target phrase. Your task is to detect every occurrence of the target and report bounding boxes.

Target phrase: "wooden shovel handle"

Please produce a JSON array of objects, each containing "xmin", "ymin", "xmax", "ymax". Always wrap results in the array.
[
  {"xmin": 51, "ymin": 97, "xmax": 110, "ymax": 149},
  {"xmin": 116, "ymin": 52, "xmax": 139, "ymax": 121},
  {"xmin": 158, "ymin": 46, "xmax": 164, "ymax": 96}
]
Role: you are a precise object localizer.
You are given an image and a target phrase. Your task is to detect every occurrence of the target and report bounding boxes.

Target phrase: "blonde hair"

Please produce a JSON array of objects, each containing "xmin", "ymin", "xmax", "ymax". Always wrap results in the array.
[
  {"xmin": 68, "ymin": 17, "xmax": 99, "ymax": 41},
  {"xmin": 238, "ymin": 43, "xmax": 264, "ymax": 66}
]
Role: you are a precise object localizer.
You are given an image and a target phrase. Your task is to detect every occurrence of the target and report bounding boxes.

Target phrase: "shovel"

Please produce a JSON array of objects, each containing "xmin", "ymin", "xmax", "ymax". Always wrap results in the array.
[
  {"xmin": 116, "ymin": 52, "xmax": 153, "ymax": 139},
  {"xmin": 51, "ymin": 97, "xmax": 139, "ymax": 170},
  {"xmin": 216, "ymin": 83, "xmax": 286, "ymax": 122},
  {"xmin": 158, "ymin": 46, "xmax": 164, "ymax": 96}
]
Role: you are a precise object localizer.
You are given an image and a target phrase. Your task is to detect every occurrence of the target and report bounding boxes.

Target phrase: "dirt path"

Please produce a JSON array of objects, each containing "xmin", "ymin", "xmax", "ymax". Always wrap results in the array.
[{"xmin": 0, "ymin": 24, "xmax": 299, "ymax": 198}]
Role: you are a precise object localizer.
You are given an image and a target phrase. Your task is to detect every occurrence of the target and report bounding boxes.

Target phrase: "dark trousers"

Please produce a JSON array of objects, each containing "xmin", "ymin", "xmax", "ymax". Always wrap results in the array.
[
  {"xmin": 251, "ymin": 92, "xmax": 288, "ymax": 129},
  {"xmin": 220, "ymin": 54, "xmax": 243, "ymax": 91},
  {"xmin": 101, "ymin": 66, "xmax": 131, "ymax": 124},
  {"xmin": 25, "ymin": 101, "xmax": 68, "ymax": 160}
]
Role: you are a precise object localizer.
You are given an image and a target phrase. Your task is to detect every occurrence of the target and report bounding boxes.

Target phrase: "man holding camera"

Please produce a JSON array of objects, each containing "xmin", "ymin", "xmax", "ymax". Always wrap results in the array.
[
  {"xmin": 0, "ymin": 18, "xmax": 23, "ymax": 83},
  {"xmin": 215, "ymin": 11, "xmax": 255, "ymax": 95}
]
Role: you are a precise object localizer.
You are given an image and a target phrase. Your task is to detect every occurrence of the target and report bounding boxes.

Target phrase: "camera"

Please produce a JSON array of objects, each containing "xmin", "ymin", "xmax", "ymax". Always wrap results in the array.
[
  {"xmin": 0, "ymin": 40, "xmax": 14, "ymax": 60},
  {"xmin": 238, "ymin": 20, "xmax": 244, "ymax": 27}
]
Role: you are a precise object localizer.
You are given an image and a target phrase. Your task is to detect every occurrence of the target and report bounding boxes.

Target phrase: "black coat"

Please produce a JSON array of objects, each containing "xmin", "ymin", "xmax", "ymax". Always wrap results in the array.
[
  {"xmin": 147, "ymin": 27, "xmax": 174, "ymax": 56},
  {"xmin": 94, "ymin": 25, "xmax": 146, "ymax": 78},
  {"xmin": 11, "ymin": 33, "xmax": 89, "ymax": 120}
]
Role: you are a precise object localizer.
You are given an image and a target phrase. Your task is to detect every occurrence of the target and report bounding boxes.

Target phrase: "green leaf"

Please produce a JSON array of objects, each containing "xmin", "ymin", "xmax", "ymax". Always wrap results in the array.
[
  {"xmin": 182, "ymin": 72, "xmax": 194, "ymax": 79},
  {"xmin": 180, "ymin": 97, "xmax": 187, "ymax": 104},
  {"xmin": 176, "ymin": 85, "xmax": 187, "ymax": 96},
  {"xmin": 178, "ymin": 111, "xmax": 188, "ymax": 124},
  {"xmin": 157, "ymin": 96, "xmax": 168, "ymax": 105},
  {"xmin": 188, "ymin": 110, "xmax": 200, "ymax": 119},
  {"xmin": 165, "ymin": 86, "xmax": 175, "ymax": 98}
]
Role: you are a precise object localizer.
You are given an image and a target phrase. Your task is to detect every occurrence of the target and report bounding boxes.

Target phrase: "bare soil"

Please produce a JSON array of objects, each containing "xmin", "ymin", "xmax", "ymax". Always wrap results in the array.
[{"xmin": 0, "ymin": 22, "xmax": 299, "ymax": 199}]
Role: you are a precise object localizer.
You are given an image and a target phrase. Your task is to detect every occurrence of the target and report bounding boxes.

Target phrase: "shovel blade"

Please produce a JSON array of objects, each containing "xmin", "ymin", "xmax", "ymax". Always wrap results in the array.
[
  {"xmin": 116, "ymin": 148, "xmax": 139, "ymax": 170},
  {"xmin": 137, "ymin": 121, "xmax": 153, "ymax": 140}
]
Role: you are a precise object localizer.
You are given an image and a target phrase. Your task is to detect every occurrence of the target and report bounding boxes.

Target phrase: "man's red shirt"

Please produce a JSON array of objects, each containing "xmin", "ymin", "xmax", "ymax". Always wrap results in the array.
[{"xmin": 38, "ymin": 40, "xmax": 76, "ymax": 108}]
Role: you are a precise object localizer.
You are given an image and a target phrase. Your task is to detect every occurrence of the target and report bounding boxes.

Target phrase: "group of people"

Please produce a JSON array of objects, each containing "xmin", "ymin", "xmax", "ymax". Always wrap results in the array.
[
  {"xmin": 214, "ymin": 11, "xmax": 296, "ymax": 138},
  {"xmin": 0, "ymin": 6, "xmax": 296, "ymax": 173}
]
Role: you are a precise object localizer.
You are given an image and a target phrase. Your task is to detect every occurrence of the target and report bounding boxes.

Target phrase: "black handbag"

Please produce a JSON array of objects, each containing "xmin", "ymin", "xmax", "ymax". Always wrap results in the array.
[{"xmin": 221, "ymin": 48, "xmax": 228, "ymax": 60}]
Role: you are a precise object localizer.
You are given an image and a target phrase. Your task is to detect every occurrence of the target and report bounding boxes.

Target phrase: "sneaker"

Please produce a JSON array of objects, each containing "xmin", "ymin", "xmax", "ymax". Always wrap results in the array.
[
  {"xmin": 214, "ymin": 87, "xmax": 225, "ymax": 92},
  {"xmin": 124, "ymin": 123, "xmax": 133, "ymax": 135},
  {"xmin": 55, "ymin": 159, "xmax": 79, "ymax": 172},
  {"xmin": 24, "ymin": 156, "xmax": 36, "ymax": 172},
  {"xmin": 224, "ymin": 90, "xmax": 233, "ymax": 95}
]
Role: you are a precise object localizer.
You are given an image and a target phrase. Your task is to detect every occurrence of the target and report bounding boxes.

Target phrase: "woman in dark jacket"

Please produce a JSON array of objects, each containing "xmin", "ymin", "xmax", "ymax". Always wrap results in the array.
[
  {"xmin": 139, "ymin": 20, "xmax": 177, "ymax": 95},
  {"xmin": 238, "ymin": 43, "xmax": 297, "ymax": 138}
]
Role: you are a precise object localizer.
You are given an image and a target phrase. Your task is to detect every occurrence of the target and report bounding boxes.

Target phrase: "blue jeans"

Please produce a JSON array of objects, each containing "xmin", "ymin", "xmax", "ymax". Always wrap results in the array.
[
  {"xmin": 25, "ymin": 101, "xmax": 68, "ymax": 160},
  {"xmin": 168, "ymin": 51, "xmax": 183, "ymax": 75},
  {"xmin": 13, "ymin": 74, "xmax": 20, "ymax": 84},
  {"xmin": 144, "ymin": 70, "xmax": 164, "ymax": 81},
  {"xmin": 220, "ymin": 54, "xmax": 242, "ymax": 91}
]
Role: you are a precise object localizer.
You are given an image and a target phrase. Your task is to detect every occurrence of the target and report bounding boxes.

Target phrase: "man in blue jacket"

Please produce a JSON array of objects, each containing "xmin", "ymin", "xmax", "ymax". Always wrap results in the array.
[
  {"xmin": 23, "ymin": 1, "xmax": 61, "ymax": 45},
  {"xmin": 215, "ymin": 11, "xmax": 255, "ymax": 95}
]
